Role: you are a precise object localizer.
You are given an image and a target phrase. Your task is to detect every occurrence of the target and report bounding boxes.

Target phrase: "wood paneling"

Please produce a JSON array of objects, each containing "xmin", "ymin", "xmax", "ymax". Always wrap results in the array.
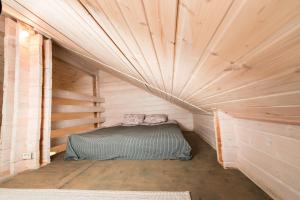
[
  {"xmin": 50, "ymin": 144, "xmax": 66, "ymax": 155},
  {"xmin": 52, "ymin": 112, "xmax": 95, "ymax": 121},
  {"xmin": 214, "ymin": 111, "xmax": 238, "ymax": 168},
  {"xmin": 53, "ymin": 89, "xmax": 104, "ymax": 103},
  {"xmin": 208, "ymin": 112, "xmax": 300, "ymax": 199},
  {"xmin": 99, "ymin": 70, "xmax": 193, "ymax": 131},
  {"xmin": 40, "ymin": 39, "xmax": 52, "ymax": 165},
  {"xmin": 235, "ymin": 118, "xmax": 300, "ymax": 200},
  {"xmin": 51, "ymin": 124, "xmax": 97, "ymax": 139},
  {"xmin": 2, "ymin": 2, "xmax": 300, "ymax": 198},
  {"xmin": 0, "ymin": 17, "xmax": 15, "ymax": 178},
  {"xmin": 193, "ymin": 114, "xmax": 216, "ymax": 149},
  {"xmin": 0, "ymin": 17, "xmax": 4, "ymax": 177},
  {"xmin": 0, "ymin": 16, "xmax": 4, "ymax": 129},
  {"xmin": 51, "ymin": 117, "xmax": 105, "ymax": 130},
  {"xmin": 52, "ymin": 44, "xmax": 99, "ymax": 76},
  {"xmin": 4, "ymin": 0, "xmax": 300, "ymax": 124},
  {"xmin": 52, "ymin": 105, "xmax": 104, "ymax": 113},
  {"xmin": 172, "ymin": 0, "xmax": 233, "ymax": 97},
  {"xmin": 52, "ymin": 58, "xmax": 95, "ymax": 96},
  {"xmin": 0, "ymin": 19, "xmax": 47, "ymax": 176},
  {"xmin": 51, "ymin": 57, "xmax": 105, "ymax": 154}
]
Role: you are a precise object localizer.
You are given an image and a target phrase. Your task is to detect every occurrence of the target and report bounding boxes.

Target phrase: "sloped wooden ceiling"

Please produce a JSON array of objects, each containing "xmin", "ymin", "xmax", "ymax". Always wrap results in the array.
[{"xmin": 3, "ymin": 0, "xmax": 300, "ymax": 124}]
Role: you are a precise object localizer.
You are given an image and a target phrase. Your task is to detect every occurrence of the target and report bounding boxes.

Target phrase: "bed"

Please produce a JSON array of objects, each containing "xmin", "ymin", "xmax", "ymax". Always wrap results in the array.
[{"xmin": 64, "ymin": 122, "xmax": 191, "ymax": 161}]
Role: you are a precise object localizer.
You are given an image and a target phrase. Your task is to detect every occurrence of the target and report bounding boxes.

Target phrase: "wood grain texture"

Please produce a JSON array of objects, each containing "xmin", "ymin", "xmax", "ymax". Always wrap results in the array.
[
  {"xmin": 51, "ymin": 124, "xmax": 97, "ymax": 139},
  {"xmin": 52, "ymin": 58, "xmax": 95, "ymax": 96},
  {"xmin": 52, "ymin": 89, "xmax": 104, "ymax": 103},
  {"xmin": 235, "ymin": 118, "xmax": 300, "ymax": 200},
  {"xmin": 0, "ymin": 16, "xmax": 4, "ymax": 129},
  {"xmin": 40, "ymin": 39, "xmax": 53, "ymax": 165},
  {"xmin": 193, "ymin": 114, "xmax": 216, "ymax": 149},
  {"xmin": 99, "ymin": 70, "xmax": 193, "ymax": 131},
  {"xmin": 51, "ymin": 57, "xmax": 104, "ymax": 152},
  {"xmin": 208, "ymin": 112, "xmax": 300, "ymax": 199},
  {"xmin": 50, "ymin": 144, "xmax": 66, "ymax": 155},
  {"xmin": 0, "ymin": 20, "xmax": 45, "ymax": 175},
  {"xmin": 51, "ymin": 117, "xmax": 105, "ymax": 130},
  {"xmin": 215, "ymin": 112, "xmax": 238, "ymax": 169},
  {"xmin": 0, "ymin": 16, "xmax": 14, "ymax": 177},
  {"xmin": 4, "ymin": 0, "xmax": 300, "ymax": 123},
  {"xmin": 2, "ymin": 2, "xmax": 300, "ymax": 198},
  {"xmin": 52, "ymin": 105, "xmax": 104, "ymax": 113}
]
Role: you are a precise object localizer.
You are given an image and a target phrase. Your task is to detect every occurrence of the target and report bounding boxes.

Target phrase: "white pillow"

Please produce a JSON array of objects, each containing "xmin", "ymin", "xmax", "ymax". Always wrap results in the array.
[
  {"xmin": 144, "ymin": 114, "xmax": 168, "ymax": 124},
  {"xmin": 123, "ymin": 114, "xmax": 145, "ymax": 125}
]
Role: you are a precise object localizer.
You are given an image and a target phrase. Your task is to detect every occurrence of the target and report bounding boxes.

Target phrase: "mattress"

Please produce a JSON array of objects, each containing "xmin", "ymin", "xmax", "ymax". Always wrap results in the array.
[{"xmin": 64, "ymin": 123, "xmax": 191, "ymax": 160}]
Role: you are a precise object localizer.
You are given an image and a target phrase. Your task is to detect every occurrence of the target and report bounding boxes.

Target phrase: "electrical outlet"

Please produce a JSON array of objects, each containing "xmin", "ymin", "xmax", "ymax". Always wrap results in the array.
[{"xmin": 22, "ymin": 153, "xmax": 33, "ymax": 160}]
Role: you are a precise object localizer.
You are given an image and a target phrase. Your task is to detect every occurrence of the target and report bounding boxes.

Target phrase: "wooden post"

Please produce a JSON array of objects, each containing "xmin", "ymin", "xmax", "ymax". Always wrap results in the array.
[
  {"xmin": 40, "ymin": 39, "xmax": 52, "ymax": 165},
  {"xmin": 1, "ymin": 20, "xmax": 45, "ymax": 175},
  {"xmin": 213, "ymin": 111, "xmax": 238, "ymax": 169},
  {"xmin": 93, "ymin": 71, "xmax": 101, "ymax": 128},
  {"xmin": 1, "ymin": 17, "xmax": 17, "ymax": 177},
  {"xmin": 213, "ymin": 110, "xmax": 223, "ymax": 166}
]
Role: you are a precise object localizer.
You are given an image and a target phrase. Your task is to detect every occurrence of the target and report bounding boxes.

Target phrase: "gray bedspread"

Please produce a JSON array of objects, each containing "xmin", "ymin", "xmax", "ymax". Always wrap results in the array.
[{"xmin": 64, "ymin": 123, "xmax": 191, "ymax": 160}]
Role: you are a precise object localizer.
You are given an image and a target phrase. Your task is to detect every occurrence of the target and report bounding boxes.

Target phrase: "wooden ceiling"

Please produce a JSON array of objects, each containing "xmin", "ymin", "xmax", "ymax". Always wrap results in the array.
[{"xmin": 3, "ymin": 0, "xmax": 300, "ymax": 124}]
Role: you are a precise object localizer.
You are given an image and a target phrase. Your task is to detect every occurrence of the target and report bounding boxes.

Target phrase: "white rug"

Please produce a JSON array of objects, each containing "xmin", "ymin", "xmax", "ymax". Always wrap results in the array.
[{"xmin": 0, "ymin": 189, "xmax": 191, "ymax": 200}]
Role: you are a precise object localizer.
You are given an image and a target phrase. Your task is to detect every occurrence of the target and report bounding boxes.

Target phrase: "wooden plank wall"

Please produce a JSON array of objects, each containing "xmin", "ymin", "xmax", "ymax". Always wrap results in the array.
[
  {"xmin": 215, "ymin": 112, "xmax": 238, "ymax": 169},
  {"xmin": 11, "ymin": 23, "xmax": 44, "ymax": 173},
  {"xmin": 99, "ymin": 70, "xmax": 193, "ymax": 131},
  {"xmin": 50, "ymin": 58, "xmax": 105, "ymax": 155},
  {"xmin": 3, "ymin": 0, "xmax": 300, "ymax": 124},
  {"xmin": 205, "ymin": 111, "xmax": 300, "ymax": 199},
  {"xmin": 0, "ymin": 16, "xmax": 8, "ymax": 179},
  {"xmin": 235, "ymin": 118, "xmax": 300, "ymax": 200},
  {"xmin": 0, "ymin": 18, "xmax": 47, "ymax": 178},
  {"xmin": 195, "ymin": 112, "xmax": 237, "ymax": 168},
  {"xmin": 193, "ymin": 114, "xmax": 216, "ymax": 149},
  {"xmin": 0, "ymin": 16, "xmax": 4, "ymax": 129}
]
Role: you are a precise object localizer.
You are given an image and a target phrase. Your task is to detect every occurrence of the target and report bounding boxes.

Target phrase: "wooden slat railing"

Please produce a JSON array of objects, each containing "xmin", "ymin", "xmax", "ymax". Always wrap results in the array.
[
  {"xmin": 52, "ymin": 105, "xmax": 105, "ymax": 113},
  {"xmin": 52, "ymin": 89, "xmax": 104, "ymax": 102},
  {"xmin": 50, "ymin": 144, "xmax": 67, "ymax": 155},
  {"xmin": 50, "ymin": 88, "xmax": 105, "ymax": 155},
  {"xmin": 51, "ymin": 117, "xmax": 105, "ymax": 130}
]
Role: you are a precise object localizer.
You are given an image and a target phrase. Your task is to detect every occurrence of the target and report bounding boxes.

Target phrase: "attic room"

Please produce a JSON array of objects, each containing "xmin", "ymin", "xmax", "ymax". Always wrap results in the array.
[{"xmin": 0, "ymin": 0, "xmax": 299, "ymax": 199}]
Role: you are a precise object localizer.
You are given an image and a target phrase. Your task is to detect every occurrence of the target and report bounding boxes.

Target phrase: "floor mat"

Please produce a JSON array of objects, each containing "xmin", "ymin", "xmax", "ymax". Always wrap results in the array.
[{"xmin": 0, "ymin": 188, "xmax": 191, "ymax": 200}]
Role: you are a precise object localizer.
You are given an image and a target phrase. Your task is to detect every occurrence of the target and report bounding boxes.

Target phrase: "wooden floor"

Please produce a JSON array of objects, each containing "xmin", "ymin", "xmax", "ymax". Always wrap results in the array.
[{"xmin": 0, "ymin": 132, "xmax": 271, "ymax": 200}]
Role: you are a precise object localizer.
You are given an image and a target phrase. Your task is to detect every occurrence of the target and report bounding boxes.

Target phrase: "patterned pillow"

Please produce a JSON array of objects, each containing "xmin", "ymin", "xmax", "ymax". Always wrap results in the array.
[
  {"xmin": 123, "ymin": 114, "xmax": 145, "ymax": 125},
  {"xmin": 144, "ymin": 114, "xmax": 168, "ymax": 124}
]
